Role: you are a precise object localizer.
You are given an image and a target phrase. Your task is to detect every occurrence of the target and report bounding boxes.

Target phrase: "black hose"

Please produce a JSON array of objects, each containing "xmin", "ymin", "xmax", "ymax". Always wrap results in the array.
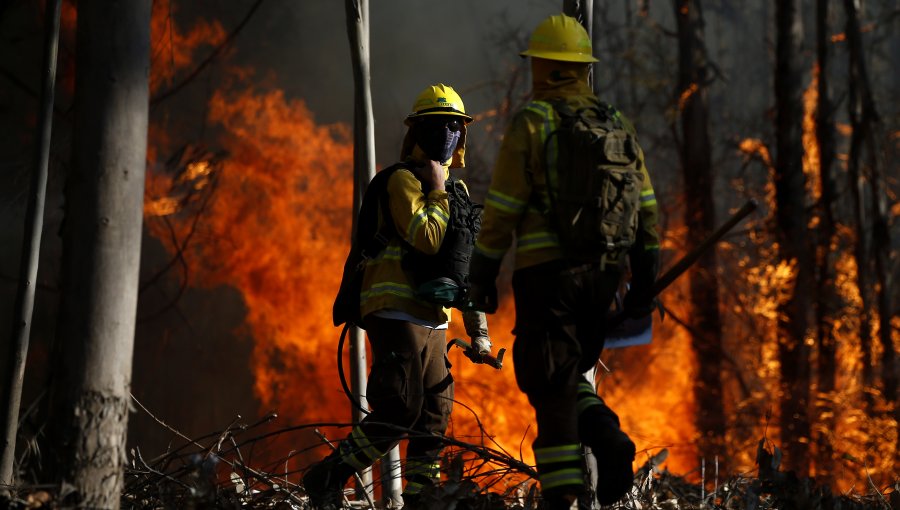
[{"xmin": 337, "ymin": 322, "xmax": 370, "ymax": 416}]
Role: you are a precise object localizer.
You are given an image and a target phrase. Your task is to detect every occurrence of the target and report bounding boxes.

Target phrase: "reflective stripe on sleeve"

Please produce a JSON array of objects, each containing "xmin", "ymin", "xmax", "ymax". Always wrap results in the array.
[
  {"xmin": 640, "ymin": 189, "xmax": 657, "ymax": 208},
  {"xmin": 524, "ymin": 101, "xmax": 558, "ymax": 203},
  {"xmin": 407, "ymin": 205, "xmax": 449, "ymax": 242},
  {"xmin": 486, "ymin": 188, "xmax": 528, "ymax": 214},
  {"xmin": 516, "ymin": 231, "xmax": 560, "ymax": 252}
]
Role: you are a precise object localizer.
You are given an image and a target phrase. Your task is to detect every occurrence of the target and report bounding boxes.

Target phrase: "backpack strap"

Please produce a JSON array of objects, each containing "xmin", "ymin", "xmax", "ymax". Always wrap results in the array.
[{"xmin": 357, "ymin": 164, "xmax": 406, "ymax": 266}]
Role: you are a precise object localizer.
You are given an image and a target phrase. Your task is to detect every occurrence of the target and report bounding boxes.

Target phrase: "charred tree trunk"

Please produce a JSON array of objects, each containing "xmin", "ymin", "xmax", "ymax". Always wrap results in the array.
[
  {"xmin": 843, "ymin": 22, "xmax": 876, "ymax": 418},
  {"xmin": 344, "ymin": 0, "xmax": 386, "ymax": 502},
  {"xmin": 0, "ymin": 0, "xmax": 61, "ymax": 492},
  {"xmin": 843, "ymin": 0, "xmax": 898, "ymax": 463},
  {"xmin": 812, "ymin": 0, "xmax": 839, "ymax": 485},
  {"xmin": 46, "ymin": 1, "xmax": 151, "ymax": 507},
  {"xmin": 673, "ymin": 0, "xmax": 727, "ymax": 470},
  {"xmin": 774, "ymin": 0, "xmax": 813, "ymax": 475}
]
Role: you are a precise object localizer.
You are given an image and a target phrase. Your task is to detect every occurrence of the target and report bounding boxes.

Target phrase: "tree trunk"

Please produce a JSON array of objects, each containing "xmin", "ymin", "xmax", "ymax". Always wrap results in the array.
[
  {"xmin": 0, "ymin": 0, "xmax": 61, "ymax": 492},
  {"xmin": 843, "ymin": 0, "xmax": 898, "ymax": 465},
  {"xmin": 564, "ymin": 0, "xmax": 594, "ymax": 92},
  {"xmin": 47, "ymin": 1, "xmax": 151, "ymax": 507},
  {"xmin": 774, "ymin": 0, "xmax": 813, "ymax": 475},
  {"xmin": 674, "ymin": 0, "xmax": 727, "ymax": 472},
  {"xmin": 812, "ymin": 0, "xmax": 839, "ymax": 485},
  {"xmin": 344, "ymin": 0, "xmax": 383, "ymax": 502},
  {"xmin": 843, "ymin": 31, "xmax": 876, "ymax": 419}
]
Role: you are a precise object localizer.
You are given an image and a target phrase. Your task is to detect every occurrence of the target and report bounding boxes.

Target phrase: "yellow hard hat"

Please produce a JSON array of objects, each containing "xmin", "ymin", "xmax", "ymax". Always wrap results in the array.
[
  {"xmin": 520, "ymin": 14, "xmax": 598, "ymax": 63},
  {"xmin": 405, "ymin": 83, "xmax": 473, "ymax": 125}
]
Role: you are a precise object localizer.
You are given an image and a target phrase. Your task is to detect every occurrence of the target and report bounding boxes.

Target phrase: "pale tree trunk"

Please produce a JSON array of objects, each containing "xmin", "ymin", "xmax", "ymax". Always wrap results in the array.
[
  {"xmin": 47, "ymin": 1, "xmax": 151, "ymax": 507},
  {"xmin": 0, "ymin": 0, "xmax": 61, "ymax": 492},
  {"xmin": 843, "ymin": 0, "xmax": 898, "ymax": 464},
  {"xmin": 673, "ymin": 0, "xmax": 727, "ymax": 472},
  {"xmin": 812, "ymin": 0, "xmax": 839, "ymax": 485},
  {"xmin": 774, "ymin": 0, "xmax": 813, "ymax": 475},
  {"xmin": 344, "ymin": 0, "xmax": 390, "ymax": 503}
]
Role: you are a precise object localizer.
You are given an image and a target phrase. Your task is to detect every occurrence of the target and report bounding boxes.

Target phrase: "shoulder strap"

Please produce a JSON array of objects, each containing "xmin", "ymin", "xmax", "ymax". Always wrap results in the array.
[{"xmin": 359, "ymin": 163, "xmax": 406, "ymax": 261}]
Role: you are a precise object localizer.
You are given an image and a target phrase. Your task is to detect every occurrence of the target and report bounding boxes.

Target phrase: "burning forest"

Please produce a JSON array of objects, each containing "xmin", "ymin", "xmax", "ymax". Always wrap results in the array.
[{"xmin": 0, "ymin": 0, "xmax": 898, "ymax": 509}]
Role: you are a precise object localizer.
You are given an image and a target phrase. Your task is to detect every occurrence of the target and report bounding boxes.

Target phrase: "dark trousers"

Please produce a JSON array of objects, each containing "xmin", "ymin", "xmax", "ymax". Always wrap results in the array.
[
  {"xmin": 338, "ymin": 315, "xmax": 453, "ymax": 491},
  {"xmin": 511, "ymin": 260, "xmax": 622, "ymax": 495}
]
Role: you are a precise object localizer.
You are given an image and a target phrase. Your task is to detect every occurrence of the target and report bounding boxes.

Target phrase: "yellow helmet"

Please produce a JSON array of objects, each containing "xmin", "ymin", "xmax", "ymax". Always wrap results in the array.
[
  {"xmin": 405, "ymin": 83, "xmax": 473, "ymax": 125},
  {"xmin": 520, "ymin": 14, "xmax": 598, "ymax": 63}
]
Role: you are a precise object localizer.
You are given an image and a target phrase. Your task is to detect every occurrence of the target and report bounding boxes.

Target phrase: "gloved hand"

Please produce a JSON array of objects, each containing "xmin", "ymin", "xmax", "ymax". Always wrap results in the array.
[
  {"xmin": 470, "ymin": 336, "xmax": 492, "ymax": 356},
  {"xmin": 623, "ymin": 247, "xmax": 659, "ymax": 320},
  {"xmin": 467, "ymin": 252, "xmax": 502, "ymax": 314},
  {"xmin": 462, "ymin": 309, "xmax": 491, "ymax": 355}
]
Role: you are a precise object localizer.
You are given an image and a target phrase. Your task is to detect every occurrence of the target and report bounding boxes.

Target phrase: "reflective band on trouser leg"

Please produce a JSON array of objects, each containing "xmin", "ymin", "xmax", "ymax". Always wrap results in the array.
[
  {"xmin": 403, "ymin": 458, "xmax": 441, "ymax": 495},
  {"xmin": 340, "ymin": 426, "xmax": 388, "ymax": 471},
  {"xmin": 534, "ymin": 444, "xmax": 584, "ymax": 491},
  {"xmin": 576, "ymin": 379, "xmax": 603, "ymax": 415}
]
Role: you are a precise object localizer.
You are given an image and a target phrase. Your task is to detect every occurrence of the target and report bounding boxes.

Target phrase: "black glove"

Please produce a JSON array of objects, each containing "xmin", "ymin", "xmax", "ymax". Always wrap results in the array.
[
  {"xmin": 623, "ymin": 247, "xmax": 659, "ymax": 319},
  {"xmin": 467, "ymin": 252, "xmax": 502, "ymax": 314}
]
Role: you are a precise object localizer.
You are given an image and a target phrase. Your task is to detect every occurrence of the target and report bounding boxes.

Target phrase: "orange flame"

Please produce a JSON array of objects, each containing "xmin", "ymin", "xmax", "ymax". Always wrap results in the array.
[
  {"xmin": 678, "ymin": 83, "xmax": 699, "ymax": 112},
  {"xmin": 802, "ymin": 64, "xmax": 821, "ymax": 202},
  {"xmin": 138, "ymin": 6, "xmax": 899, "ymax": 496}
]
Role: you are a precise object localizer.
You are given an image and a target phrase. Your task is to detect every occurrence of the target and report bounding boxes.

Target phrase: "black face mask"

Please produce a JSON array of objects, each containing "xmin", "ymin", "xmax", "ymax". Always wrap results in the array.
[{"xmin": 417, "ymin": 117, "xmax": 462, "ymax": 163}]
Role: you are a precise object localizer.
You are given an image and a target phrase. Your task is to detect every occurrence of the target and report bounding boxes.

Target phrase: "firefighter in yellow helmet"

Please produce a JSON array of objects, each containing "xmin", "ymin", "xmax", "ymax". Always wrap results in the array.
[
  {"xmin": 469, "ymin": 14, "xmax": 660, "ymax": 509},
  {"xmin": 303, "ymin": 84, "xmax": 491, "ymax": 510}
]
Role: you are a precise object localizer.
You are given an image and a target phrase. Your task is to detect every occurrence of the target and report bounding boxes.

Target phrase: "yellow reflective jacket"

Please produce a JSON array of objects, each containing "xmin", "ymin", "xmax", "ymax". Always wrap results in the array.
[
  {"xmin": 475, "ymin": 60, "xmax": 659, "ymax": 269},
  {"xmin": 360, "ymin": 144, "xmax": 471, "ymax": 324}
]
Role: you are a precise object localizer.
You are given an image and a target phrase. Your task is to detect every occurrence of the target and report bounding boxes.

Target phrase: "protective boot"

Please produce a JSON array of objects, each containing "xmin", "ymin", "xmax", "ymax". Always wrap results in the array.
[
  {"xmin": 302, "ymin": 449, "xmax": 355, "ymax": 510},
  {"xmin": 578, "ymin": 404, "xmax": 635, "ymax": 505}
]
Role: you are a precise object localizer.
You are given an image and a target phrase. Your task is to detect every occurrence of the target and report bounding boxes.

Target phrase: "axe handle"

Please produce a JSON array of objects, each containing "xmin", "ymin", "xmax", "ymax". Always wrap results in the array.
[{"xmin": 609, "ymin": 198, "xmax": 758, "ymax": 330}]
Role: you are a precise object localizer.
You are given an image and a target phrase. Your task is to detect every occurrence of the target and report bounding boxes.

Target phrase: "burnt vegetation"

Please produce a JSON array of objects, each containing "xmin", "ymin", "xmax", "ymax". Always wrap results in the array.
[{"xmin": 5, "ymin": 408, "xmax": 898, "ymax": 509}]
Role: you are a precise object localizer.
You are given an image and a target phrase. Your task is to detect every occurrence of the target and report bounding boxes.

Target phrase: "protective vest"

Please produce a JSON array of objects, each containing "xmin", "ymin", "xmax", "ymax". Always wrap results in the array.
[
  {"xmin": 402, "ymin": 176, "xmax": 482, "ymax": 305},
  {"xmin": 333, "ymin": 164, "xmax": 480, "ymax": 328}
]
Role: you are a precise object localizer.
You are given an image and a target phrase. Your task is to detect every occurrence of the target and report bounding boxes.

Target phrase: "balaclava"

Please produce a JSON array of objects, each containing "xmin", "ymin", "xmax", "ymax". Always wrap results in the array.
[{"xmin": 416, "ymin": 117, "xmax": 462, "ymax": 163}]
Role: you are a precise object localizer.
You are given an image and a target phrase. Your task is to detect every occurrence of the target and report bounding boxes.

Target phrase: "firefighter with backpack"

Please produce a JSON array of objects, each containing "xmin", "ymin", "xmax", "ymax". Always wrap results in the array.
[
  {"xmin": 468, "ymin": 14, "xmax": 661, "ymax": 509},
  {"xmin": 303, "ymin": 84, "xmax": 492, "ymax": 509}
]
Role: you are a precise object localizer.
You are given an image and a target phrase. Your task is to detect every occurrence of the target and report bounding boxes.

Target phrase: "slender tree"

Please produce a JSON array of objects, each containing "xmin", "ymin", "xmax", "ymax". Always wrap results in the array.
[
  {"xmin": 673, "ymin": 0, "xmax": 727, "ymax": 471},
  {"xmin": 773, "ymin": 0, "xmax": 814, "ymax": 475},
  {"xmin": 0, "ymin": 0, "xmax": 61, "ymax": 492},
  {"xmin": 812, "ymin": 0, "xmax": 839, "ymax": 485},
  {"xmin": 46, "ymin": 1, "xmax": 151, "ymax": 507},
  {"xmin": 344, "ymin": 0, "xmax": 388, "ymax": 502},
  {"xmin": 843, "ymin": 0, "xmax": 898, "ymax": 463}
]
